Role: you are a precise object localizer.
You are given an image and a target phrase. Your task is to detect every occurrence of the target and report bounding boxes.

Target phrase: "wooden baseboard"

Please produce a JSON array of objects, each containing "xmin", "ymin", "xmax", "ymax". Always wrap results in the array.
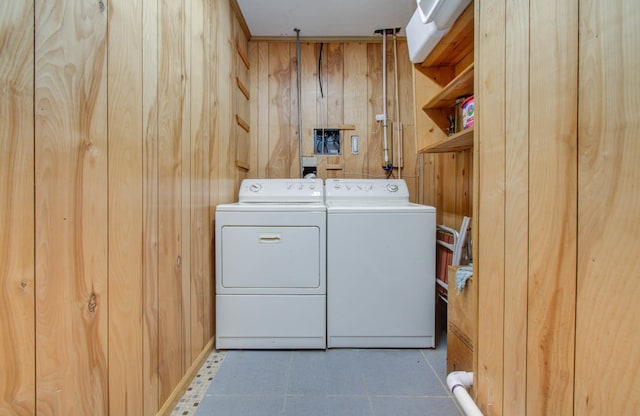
[{"xmin": 157, "ymin": 338, "xmax": 215, "ymax": 416}]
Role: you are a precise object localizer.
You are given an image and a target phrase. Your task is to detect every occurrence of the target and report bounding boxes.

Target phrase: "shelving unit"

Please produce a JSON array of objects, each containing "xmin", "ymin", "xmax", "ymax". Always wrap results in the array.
[
  {"xmin": 414, "ymin": 3, "xmax": 474, "ymax": 154},
  {"xmin": 418, "ymin": 127, "xmax": 473, "ymax": 154},
  {"xmin": 412, "ymin": 2, "xmax": 476, "ymax": 378},
  {"xmin": 422, "ymin": 63, "xmax": 473, "ymax": 115}
]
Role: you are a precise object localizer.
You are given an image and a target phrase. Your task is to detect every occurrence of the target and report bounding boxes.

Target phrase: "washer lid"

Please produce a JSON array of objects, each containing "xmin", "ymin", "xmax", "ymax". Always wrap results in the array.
[
  {"xmin": 238, "ymin": 178, "xmax": 324, "ymax": 203},
  {"xmin": 325, "ymin": 179, "xmax": 410, "ymax": 202}
]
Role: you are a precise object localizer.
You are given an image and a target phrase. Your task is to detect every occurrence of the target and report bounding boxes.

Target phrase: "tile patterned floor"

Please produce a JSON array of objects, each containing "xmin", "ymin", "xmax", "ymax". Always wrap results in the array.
[
  {"xmin": 173, "ymin": 328, "xmax": 463, "ymax": 416},
  {"xmin": 171, "ymin": 350, "xmax": 227, "ymax": 416}
]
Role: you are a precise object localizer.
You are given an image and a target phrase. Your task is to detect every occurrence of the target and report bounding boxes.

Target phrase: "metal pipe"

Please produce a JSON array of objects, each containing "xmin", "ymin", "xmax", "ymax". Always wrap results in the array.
[{"xmin": 294, "ymin": 28, "xmax": 303, "ymax": 178}]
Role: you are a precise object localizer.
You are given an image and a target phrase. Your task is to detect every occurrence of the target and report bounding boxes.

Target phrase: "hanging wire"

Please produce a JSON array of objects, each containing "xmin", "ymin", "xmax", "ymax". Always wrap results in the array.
[{"xmin": 318, "ymin": 43, "xmax": 324, "ymax": 98}]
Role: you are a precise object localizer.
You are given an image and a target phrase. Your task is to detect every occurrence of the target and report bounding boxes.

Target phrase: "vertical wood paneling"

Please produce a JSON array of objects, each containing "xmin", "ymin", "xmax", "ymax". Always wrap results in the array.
[
  {"xmin": 255, "ymin": 42, "xmax": 270, "ymax": 178},
  {"xmin": 247, "ymin": 40, "xmax": 259, "ymax": 178},
  {"xmin": 208, "ymin": 0, "xmax": 220, "ymax": 207},
  {"xmin": 326, "ymin": 43, "xmax": 344, "ymax": 128},
  {"xmin": 367, "ymin": 42, "xmax": 384, "ymax": 176},
  {"xmin": 202, "ymin": 1, "xmax": 218, "ymax": 341},
  {"xmin": 343, "ymin": 42, "xmax": 368, "ymax": 178},
  {"xmin": 3, "ymin": 0, "xmax": 237, "ymax": 413},
  {"xmin": 576, "ymin": 0, "xmax": 640, "ymax": 413},
  {"xmin": 108, "ymin": 0, "xmax": 144, "ymax": 414},
  {"xmin": 421, "ymin": 154, "xmax": 437, "ymax": 206},
  {"xmin": 503, "ymin": 0, "xmax": 529, "ymax": 413},
  {"xmin": 181, "ymin": 0, "xmax": 193, "ymax": 372},
  {"xmin": 527, "ymin": 1, "xmax": 577, "ymax": 414},
  {"xmin": 0, "ymin": 2, "xmax": 35, "ymax": 414},
  {"xmin": 157, "ymin": 0, "xmax": 186, "ymax": 402},
  {"xmin": 268, "ymin": 43, "xmax": 293, "ymax": 178},
  {"xmin": 475, "ymin": 0, "xmax": 506, "ymax": 413},
  {"xmin": 142, "ymin": 0, "xmax": 161, "ymax": 412},
  {"xmin": 217, "ymin": 0, "xmax": 235, "ymax": 200},
  {"xmin": 437, "ymin": 154, "xmax": 457, "ymax": 226},
  {"xmin": 300, "ymin": 43, "xmax": 317, "ymax": 160},
  {"xmin": 454, "ymin": 150, "xmax": 472, "ymax": 227},
  {"xmin": 189, "ymin": 0, "xmax": 210, "ymax": 361},
  {"xmin": 206, "ymin": 0, "xmax": 220, "ymax": 344},
  {"xmin": 142, "ymin": 0, "xmax": 160, "ymax": 412},
  {"xmin": 288, "ymin": 42, "xmax": 300, "ymax": 178},
  {"xmin": 34, "ymin": 0, "xmax": 109, "ymax": 414},
  {"xmin": 252, "ymin": 39, "xmax": 418, "ymax": 186},
  {"xmin": 396, "ymin": 41, "xmax": 416, "ymax": 180}
]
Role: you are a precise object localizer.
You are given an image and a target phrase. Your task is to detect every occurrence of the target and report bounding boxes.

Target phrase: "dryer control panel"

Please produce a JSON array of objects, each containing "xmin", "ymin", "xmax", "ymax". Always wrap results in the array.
[
  {"xmin": 239, "ymin": 179, "xmax": 324, "ymax": 203},
  {"xmin": 325, "ymin": 179, "xmax": 410, "ymax": 201}
]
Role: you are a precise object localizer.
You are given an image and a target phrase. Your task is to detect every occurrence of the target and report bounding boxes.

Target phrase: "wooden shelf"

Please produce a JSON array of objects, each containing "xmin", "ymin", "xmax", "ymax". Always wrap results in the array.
[
  {"xmin": 419, "ymin": 3, "xmax": 474, "ymax": 68},
  {"xmin": 418, "ymin": 127, "xmax": 473, "ymax": 153},
  {"xmin": 414, "ymin": 3, "xmax": 474, "ymax": 153},
  {"xmin": 422, "ymin": 63, "xmax": 474, "ymax": 111}
]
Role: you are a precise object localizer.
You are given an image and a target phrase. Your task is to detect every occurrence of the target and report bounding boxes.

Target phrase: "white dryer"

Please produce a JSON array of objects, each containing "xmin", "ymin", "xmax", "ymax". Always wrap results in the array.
[
  {"xmin": 325, "ymin": 179, "xmax": 436, "ymax": 348},
  {"xmin": 215, "ymin": 179, "xmax": 326, "ymax": 349}
]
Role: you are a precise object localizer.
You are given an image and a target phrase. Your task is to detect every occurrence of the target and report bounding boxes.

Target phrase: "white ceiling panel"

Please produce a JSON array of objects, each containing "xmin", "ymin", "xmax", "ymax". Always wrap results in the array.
[{"xmin": 236, "ymin": 0, "xmax": 416, "ymax": 38}]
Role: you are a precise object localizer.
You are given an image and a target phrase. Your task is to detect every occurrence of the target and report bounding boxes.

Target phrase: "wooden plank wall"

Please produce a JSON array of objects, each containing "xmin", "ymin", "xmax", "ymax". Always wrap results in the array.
[
  {"xmin": 475, "ymin": 0, "xmax": 639, "ymax": 414},
  {"xmin": 34, "ymin": 2, "xmax": 110, "ymax": 415},
  {"xmin": 575, "ymin": 0, "xmax": 640, "ymax": 413},
  {"xmin": 248, "ymin": 40, "xmax": 420, "ymax": 200},
  {"xmin": 0, "ymin": 0, "xmax": 244, "ymax": 414},
  {"xmin": 0, "ymin": 2, "xmax": 35, "ymax": 415},
  {"xmin": 412, "ymin": 35, "xmax": 473, "ymax": 230}
]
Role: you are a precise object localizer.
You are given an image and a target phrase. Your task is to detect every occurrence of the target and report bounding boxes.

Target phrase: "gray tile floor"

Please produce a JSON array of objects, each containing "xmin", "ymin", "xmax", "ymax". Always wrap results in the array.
[{"xmin": 192, "ymin": 329, "xmax": 462, "ymax": 416}]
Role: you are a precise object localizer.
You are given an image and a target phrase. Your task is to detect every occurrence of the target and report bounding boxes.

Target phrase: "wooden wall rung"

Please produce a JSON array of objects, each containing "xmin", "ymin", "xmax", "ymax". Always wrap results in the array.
[
  {"xmin": 237, "ymin": 42, "xmax": 250, "ymax": 69},
  {"xmin": 236, "ymin": 114, "xmax": 250, "ymax": 132},
  {"xmin": 236, "ymin": 77, "xmax": 250, "ymax": 100},
  {"xmin": 235, "ymin": 159, "xmax": 250, "ymax": 170}
]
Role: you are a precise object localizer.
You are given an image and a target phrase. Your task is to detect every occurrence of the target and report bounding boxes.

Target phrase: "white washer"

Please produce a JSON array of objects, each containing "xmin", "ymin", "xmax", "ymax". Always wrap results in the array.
[
  {"xmin": 216, "ymin": 179, "xmax": 326, "ymax": 349},
  {"xmin": 326, "ymin": 179, "xmax": 436, "ymax": 348}
]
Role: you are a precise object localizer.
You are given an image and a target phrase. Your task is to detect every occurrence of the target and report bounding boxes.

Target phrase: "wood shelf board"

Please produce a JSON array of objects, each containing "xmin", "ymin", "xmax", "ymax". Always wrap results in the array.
[
  {"xmin": 419, "ymin": 127, "xmax": 473, "ymax": 153},
  {"xmin": 423, "ymin": 63, "xmax": 474, "ymax": 110},
  {"xmin": 420, "ymin": 3, "xmax": 474, "ymax": 68}
]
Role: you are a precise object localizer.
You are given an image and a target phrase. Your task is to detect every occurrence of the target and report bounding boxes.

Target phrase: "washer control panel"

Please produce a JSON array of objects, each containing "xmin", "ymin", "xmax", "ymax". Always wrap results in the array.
[
  {"xmin": 239, "ymin": 179, "xmax": 324, "ymax": 203},
  {"xmin": 325, "ymin": 179, "xmax": 410, "ymax": 201}
]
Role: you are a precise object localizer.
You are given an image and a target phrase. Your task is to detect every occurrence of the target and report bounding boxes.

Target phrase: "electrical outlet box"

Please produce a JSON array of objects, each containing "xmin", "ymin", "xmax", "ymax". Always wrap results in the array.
[{"xmin": 314, "ymin": 129, "xmax": 341, "ymax": 155}]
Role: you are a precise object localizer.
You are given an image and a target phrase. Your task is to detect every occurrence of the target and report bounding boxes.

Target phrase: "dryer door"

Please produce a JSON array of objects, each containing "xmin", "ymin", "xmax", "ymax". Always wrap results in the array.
[{"xmin": 220, "ymin": 225, "xmax": 321, "ymax": 290}]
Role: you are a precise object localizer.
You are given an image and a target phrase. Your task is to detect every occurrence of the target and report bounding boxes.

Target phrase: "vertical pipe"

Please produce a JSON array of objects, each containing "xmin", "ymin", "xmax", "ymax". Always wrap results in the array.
[
  {"xmin": 393, "ymin": 31, "xmax": 402, "ymax": 179},
  {"xmin": 295, "ymin": 28, "xmax": 303, "ymax": 177},
  {"xmin": 381, "ymin": 31, "xmax": 392, "ymax": 170},
  {"xmin": 382, "ymin": 31, "xmax": 387, "ymax": 121}
]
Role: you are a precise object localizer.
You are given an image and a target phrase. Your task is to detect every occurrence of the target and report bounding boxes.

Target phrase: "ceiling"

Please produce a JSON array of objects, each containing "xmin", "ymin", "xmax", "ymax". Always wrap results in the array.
[{"xmin": 235, "ymin": 0, "xmax": 417, "ymax": 38}]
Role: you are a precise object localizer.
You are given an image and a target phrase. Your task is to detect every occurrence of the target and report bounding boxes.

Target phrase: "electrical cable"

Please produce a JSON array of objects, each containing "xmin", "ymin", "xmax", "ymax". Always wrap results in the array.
[{"xmin": 318, "ymin": 43, "xmax": 324, "ymax": 98}]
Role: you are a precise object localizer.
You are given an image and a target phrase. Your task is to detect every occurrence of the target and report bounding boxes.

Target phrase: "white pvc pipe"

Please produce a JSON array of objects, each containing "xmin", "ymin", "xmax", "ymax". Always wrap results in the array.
[
  {"xmin": 392, "ymin": 31, "xmax": 402, "ymax": 179},
  {"xmin": 381, "ymin": 32, "xmax": 391, "ymax": 169},
  {"xmin": 446, "ymin": 371, "xmax": 484, "ymax": 416}
]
